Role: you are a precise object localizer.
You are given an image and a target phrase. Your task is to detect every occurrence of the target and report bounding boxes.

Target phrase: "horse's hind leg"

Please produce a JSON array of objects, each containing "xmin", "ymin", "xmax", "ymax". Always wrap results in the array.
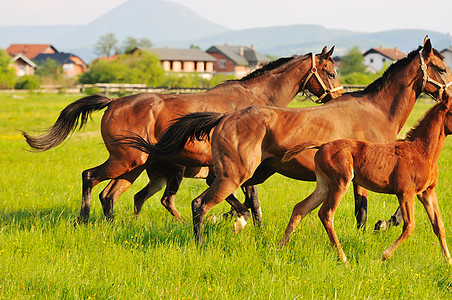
[
  {"xmin": 192, "ymin": 179, "xmax": 242, "ymax": 243},
  {"xmin": 417, "ymin": 188, "xmax": 452, "ymax": 264},
  {"xmin": 279, "ymin": 175, "xmax": 328, "ymax": 247},
  {"xmin": 79, "ymin": 162, "xmax": 116, "ymax": 223},
  {"xmin": 133, "ymin": 172, "xmax": 167, "ymax": 216},
  {"xmin": 318, "ymin": 178, "xmax": 351, "ymax": 263},
  {"xmin": 353, "ymin": 183, "xmax": 368, "ymax": 229},
  {"xmin": 99, "ymin": 165, "xmax": 146, "ymax": 220},
  {"xmin": 242, "ymin": 185, "xmax": 263, "ymax": 227},
  {"xmin": 374, "ymin": 206, "xmax": 403, "ymax": 231}
]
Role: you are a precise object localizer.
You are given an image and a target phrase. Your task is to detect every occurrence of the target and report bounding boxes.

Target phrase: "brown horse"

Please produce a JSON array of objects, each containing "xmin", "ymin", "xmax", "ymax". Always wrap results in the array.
[
  {"xmin": 280, "ymin": 92, "xmax": 452, "ymax": 264},
  {"xmin": 22, "ymin": 47, "xmax": 342, "ymax": 224},
  {"xmin": 124, "ymin": 38, "xmax": 452, "ymax": 242}
]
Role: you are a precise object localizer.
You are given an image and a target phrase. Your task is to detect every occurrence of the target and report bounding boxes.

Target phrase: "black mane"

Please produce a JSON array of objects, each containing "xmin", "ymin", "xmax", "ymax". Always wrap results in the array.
[
  {"xmin": 352, "ymin": 46, "xmax": 444, "ymax": 95},
  {"xmin": 229, "ymin": 55, "xmax": 302, "ymax": 82},
  {"xmin": 403, "ymin": 100, "xmax": 447, "ymax": 141}
]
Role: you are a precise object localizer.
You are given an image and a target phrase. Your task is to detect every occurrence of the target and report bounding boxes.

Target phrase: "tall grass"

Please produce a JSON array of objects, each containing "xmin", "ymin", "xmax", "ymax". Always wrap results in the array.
[{"xmin": 0, "ymin": 93, "xmax": 451, "ymax": 299}]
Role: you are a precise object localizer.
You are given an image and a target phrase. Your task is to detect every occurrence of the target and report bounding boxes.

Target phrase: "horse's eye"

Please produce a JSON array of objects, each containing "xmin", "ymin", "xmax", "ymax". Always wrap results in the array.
[
  {"xmin": 327, "ymin": 72, "xmax": 335, "ymax": 79},
  {"xmin": 435, "ymin": 66, "xmax": 446, "ymax": 74}
]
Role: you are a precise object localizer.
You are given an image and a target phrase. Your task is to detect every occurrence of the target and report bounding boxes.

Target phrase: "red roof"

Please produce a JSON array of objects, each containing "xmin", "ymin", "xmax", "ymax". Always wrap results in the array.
[
  {"xmin": 6, "ymin": 44, "xmax": 57, "ymax": 60},
  {"xmin": 364, "ymin": 47, "xmax": 406, "ymax": 60}
]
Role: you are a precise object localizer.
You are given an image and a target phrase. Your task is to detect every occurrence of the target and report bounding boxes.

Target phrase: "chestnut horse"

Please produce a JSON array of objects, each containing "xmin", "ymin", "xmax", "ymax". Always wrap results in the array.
[
  {"xmin": 280, "ymin": 92, "xmax": 452, "ymax": 264},
  {"xmin": 124, "ymin": 38, "xmax": 452, "ymax": 242},
  {"xmin": 23, "ymin": 47, "xmax": 342, "ymax": 224}
]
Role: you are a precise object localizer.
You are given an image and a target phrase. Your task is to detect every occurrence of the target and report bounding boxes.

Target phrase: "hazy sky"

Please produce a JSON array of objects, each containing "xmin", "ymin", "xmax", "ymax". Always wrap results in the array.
[{"xmin": 0, "ymin": 0, "xmax": 451, "ymax": 34}]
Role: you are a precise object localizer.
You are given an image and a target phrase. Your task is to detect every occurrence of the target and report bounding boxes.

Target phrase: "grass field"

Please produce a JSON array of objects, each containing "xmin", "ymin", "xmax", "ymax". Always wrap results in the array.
[{"xmin": 0, "ymin": 93, "xmax": 451, "ymax": 299}]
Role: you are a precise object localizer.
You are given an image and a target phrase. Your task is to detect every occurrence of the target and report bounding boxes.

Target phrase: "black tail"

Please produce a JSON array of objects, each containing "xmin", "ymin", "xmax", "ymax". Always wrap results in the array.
[
  {"xmin": 22, "ymin": 94, "xmax": 113, "ymax": 151},
  {"xmin": 120, "ymin": 111, "xmax": 225, "ymax": 158}
]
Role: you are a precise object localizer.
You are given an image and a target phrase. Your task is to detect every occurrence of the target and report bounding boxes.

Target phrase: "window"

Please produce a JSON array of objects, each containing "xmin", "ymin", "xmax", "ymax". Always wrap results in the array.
[
  {"xmin": 63, "ymin": 64, "xmax": 74, "ymax": 72},
  {"xmin": 219, "ymin": 60, "xmax": 226, "ymax": 69},
  {"xmin": 370, "ymin": 58, "xmax": 374, "ymax": 63}
]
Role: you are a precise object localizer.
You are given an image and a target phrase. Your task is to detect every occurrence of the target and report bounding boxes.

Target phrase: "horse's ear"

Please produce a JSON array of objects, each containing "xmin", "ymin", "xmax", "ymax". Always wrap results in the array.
[
  {"xmin": 322, "ymin": 46, "xmax": 335, "ymax": 60},
  {"xmin": 423, "ymin": 36, "xmax": 432, "ymax": 55},
  {"xmin": 321, "ymin": 46, "xmax": 328, "ymax": 54}
]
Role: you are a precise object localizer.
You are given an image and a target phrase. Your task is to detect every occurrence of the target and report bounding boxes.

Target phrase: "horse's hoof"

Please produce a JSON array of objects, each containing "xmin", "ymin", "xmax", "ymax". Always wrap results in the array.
[
  {"xmin": 374, "ymin": 220, "xmax": 388, "ymax": 231},
  {"xmin": 233, "ymin": 215, "xmax": 248, "ymax": 233}
]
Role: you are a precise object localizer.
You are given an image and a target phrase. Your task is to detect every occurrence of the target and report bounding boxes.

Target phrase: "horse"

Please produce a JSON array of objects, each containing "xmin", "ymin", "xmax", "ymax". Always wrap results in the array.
[
  {"xmin": 123, "ymin": 37, "xmax": 452, "ymax": 242},
  {"xmin": 22, "ymin": 47, "xmax": 342, "ymax": 224},
  {"xmin": 280, "ymin": 91, "xmax": 452, "ymax": 264}
]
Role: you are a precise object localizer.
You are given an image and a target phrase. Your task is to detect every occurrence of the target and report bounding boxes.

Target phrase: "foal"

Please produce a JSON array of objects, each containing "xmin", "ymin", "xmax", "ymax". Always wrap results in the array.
[{"xmin": 280, "ymin": 92, "xmax": 452, "ymax": 264}]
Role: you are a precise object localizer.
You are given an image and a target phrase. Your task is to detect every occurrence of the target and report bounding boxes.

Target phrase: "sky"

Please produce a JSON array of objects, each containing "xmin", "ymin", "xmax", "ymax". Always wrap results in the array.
[{"xmin": 0, "ymin": 0, "xmax": 451, "ymax": 34}]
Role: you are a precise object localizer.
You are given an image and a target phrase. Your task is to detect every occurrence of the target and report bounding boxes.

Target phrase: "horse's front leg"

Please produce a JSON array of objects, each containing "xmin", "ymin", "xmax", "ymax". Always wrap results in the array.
[{"xmin": 353, "ymin": 183, "xmax": 368, "ymax": 229}]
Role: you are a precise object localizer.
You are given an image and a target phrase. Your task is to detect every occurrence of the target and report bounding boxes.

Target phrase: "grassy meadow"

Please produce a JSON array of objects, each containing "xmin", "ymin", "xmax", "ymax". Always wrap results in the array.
[{"xmin": 0, "ymin": 93, "xmax": 451, "ymax": 299}]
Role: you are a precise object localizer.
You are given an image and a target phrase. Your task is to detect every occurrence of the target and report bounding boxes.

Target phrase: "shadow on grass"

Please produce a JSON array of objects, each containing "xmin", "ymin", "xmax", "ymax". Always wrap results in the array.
[{"xmin": 0, "ymin": 205, "xmax": 253, "ymax": 249}]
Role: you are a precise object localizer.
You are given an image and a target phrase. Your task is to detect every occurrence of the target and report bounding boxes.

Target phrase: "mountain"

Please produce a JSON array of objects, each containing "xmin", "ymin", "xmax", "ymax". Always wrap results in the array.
[{"xmin": 0, "ymin": 0, "xmax": 451, "ymax": 63}]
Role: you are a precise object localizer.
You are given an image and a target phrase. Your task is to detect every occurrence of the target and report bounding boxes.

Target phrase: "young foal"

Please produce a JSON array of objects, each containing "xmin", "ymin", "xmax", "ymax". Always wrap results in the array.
[{"xmin": 280, "ymin": 92, "xmax": 452, "ymax": 264}]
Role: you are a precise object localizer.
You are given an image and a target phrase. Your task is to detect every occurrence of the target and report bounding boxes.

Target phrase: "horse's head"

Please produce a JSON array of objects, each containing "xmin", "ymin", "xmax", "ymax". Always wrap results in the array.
[
  {"xmin": 419, "ymin": 36, "xmax": 452, "ymax": 100},
  {"xmin": 301, "ymin": 46, "xmax": 343, "ymax": 103}
]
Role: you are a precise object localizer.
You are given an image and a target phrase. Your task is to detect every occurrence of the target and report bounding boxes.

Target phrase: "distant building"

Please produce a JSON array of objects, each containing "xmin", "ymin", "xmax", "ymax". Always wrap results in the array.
[
  {"xmin": 440, "ymin": 47, "xmax": 452, "ymax": 72},
  {"xmin": 9, "ymin": 53, "xmax": 37, "ymax": 76},
  {"xmin": 363, "ymin": 47, "xmax": 406, "ymax": 73},
  {"xmin": 206, "ymin": 44, "xmax": 271, "ymax": 78},
  {"xmin": 34, "ymin": 53, "xmax": 88, "ymax": 77},
  {"xmin": 6, "ymin": 44, "xmax": 58, "ymax": 60},
  {"xmin": 136, "ymin": 47, "xmax": 217, "ymax": 79}
]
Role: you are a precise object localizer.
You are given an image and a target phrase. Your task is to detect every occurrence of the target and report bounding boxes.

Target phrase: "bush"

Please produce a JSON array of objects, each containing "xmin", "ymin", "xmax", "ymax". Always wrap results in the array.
[{"xmin": 14, "ymin": 75, "xmax": 40, "ymax": 90}]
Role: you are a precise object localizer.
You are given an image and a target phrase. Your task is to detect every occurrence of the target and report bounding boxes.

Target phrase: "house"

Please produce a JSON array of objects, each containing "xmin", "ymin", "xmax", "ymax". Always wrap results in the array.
[
  {"xmin": 34, "ymin": 53, "xmax": 88, "ymax": 77},
  {"xmin": 440, "ymin": 47, "xmax": 452, "ymax": 72},
  {"xmin": 136, "ymin": 47, "xmax": 217, "ymax": 79},
  {"xmin": 10, "ymin": 53, "xmax": 37, "ymax": 76},
  {"xmin": 363, "ymin": 47, "xmax": 406, "ymax": 73},
  {"xmin": 206, "ymin": 44, "xmax": 271, "ymax": 78},
  {"xmin": 6, "ymin": 44, "xmax": 58, "ymax": 60}
]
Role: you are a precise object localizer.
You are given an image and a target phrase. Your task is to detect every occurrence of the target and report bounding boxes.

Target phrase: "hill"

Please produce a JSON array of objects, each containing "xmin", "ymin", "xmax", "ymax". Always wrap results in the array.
[{"xmin": 0, "ymin": 0, "xmax": 450, "ymax": 62}]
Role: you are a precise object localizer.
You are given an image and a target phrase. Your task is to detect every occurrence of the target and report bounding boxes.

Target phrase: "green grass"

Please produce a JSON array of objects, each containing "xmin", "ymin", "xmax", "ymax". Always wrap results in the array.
[{"xmin": 0, "ymin": 93, "xmax": 451, "ymax": 299}]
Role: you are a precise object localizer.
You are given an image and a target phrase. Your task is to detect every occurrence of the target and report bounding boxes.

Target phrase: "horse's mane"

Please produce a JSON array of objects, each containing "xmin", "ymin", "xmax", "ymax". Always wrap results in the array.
[
  {"xmin": 229, "ymin": 55, "xmax": 303, "ymax": 82},
  {"xmin": 352, "ymin": 46, "xmax": 444, "ymax": 95},
  {"xmin": 402, "ymin": 100, "xmax": 447, "ymax": 141}
]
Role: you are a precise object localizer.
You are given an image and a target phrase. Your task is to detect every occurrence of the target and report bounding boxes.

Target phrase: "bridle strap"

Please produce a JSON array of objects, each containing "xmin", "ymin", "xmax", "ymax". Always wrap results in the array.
[
  {"xmin": 419, "ymin": 50, "xmax": 452, "ymax": 100},
  {"xmin": 301, "ymin": 53, "xmax": 343, "ymax": 103}
]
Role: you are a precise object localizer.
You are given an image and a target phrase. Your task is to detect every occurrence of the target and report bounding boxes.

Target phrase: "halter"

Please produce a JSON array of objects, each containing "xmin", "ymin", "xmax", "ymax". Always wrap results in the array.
[
  {"xmin": 300, "ymin": 53, "xmax": 343, "ymax": 103},
  {"xmin": 419, "ymin": 50, "xmax": 452, "ymax": 100}
]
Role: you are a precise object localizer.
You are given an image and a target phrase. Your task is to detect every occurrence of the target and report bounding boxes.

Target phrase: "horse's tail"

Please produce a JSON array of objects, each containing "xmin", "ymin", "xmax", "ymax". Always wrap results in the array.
[
  {"xmin": 22, "ymin": 94, "xmax": 114, "ymax": 151},
  {"xmin": 120, "ymin": 112, "xmax": 225, "ymax": 158},
  {"xmin": 282, "ymin": 141, "xmax": 324, "ymax": 162}
]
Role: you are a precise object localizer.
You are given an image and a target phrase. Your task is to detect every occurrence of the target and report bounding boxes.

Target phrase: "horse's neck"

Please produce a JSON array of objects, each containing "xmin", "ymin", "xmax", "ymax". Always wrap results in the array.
[
  {"xmin": 370, "ymin": 69, "xmax": 421, "ymax": 133},
  {"xmin": 411, "ymin": 108, "xmax": 447, "ymax": 162},
  {"xmin": 242, "ymin": 59, "xmax": 308, "ymax": 107}
]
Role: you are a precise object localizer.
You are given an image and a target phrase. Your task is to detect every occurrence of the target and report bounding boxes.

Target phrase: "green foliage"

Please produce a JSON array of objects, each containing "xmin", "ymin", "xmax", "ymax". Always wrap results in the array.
[
  {"xmin": 122, "ymin": 36, "xmax": 153, "ymax": 53},
  {"xmin": 94, "ymin": 33, "xmax": 119, "ymax": 57},
  {"xmin": 160, "ymin": 73, "xmax": 210, "ymax": 88},
  {"xmin": 0, "ymin": 49, "xmax": 17, "ymax": 88},
  {"xmin": 339, "ymin": 46, "xmax": 366, "ymax": 76},
  {"xmin": 14, "ymin": 75, "xmax": 40, "ymax": 90},
  {"xmin": 79, "ymin": 51, "xmax": 164, "ymax": 86},
  {"xmin": 1, "ymin": 94, "xmax": 451, "ymax": 298},
  {"xmin": 208, "ymin": 74, "xmax": 236, "ymax": 87},
  {"xmin": 35, "ymin": 58, "xmax": 63, "ymax": 80}
]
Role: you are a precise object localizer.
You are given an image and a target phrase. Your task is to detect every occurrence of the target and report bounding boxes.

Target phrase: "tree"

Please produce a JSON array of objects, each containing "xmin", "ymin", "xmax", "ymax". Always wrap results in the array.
[
  {"xmin": 94, "ymin": 33, "xmax": 119, "ymax": 57},
  {"xmin": 0, "ymin": 49, "xmax": 16, "ymax": 89},
  {"xmin": 122, "ymin": 36, "xmax": 153, "ymax": 53},
  {"xmin": 35, "ymin": 58, "xmax": 62, "ymax": 79},
  {"xmin": 79, "ymin": 50, "xmax": 164, "ymax": 86},
  {"xmin": 338, "ymin": 47, "xmax": 366, "ymax": 76}
]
